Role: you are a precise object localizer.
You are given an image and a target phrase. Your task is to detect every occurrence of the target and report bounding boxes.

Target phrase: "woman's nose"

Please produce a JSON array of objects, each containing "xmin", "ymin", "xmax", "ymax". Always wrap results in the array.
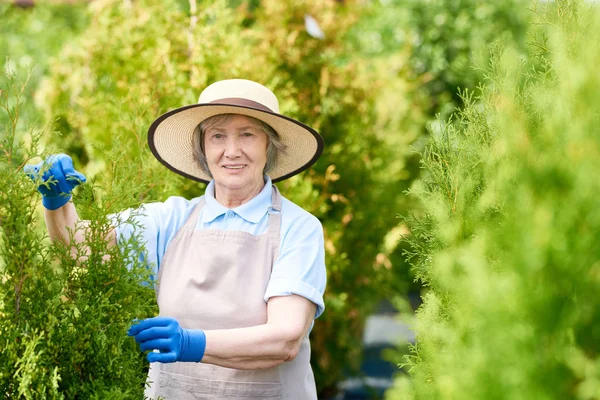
[{"xmin": 224, "ymin": 137, "xmax": 242, "ymax": 158}]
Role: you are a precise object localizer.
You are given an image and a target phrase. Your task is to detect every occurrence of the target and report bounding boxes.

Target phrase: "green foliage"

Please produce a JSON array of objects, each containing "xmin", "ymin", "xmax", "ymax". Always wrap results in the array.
[
  {"xmin": 388, "ymin": 1, "xmax": 600, "ymax": 399},
  {"xmin": 396, "ymin": 0, "xmax": 530, "ymax": 118},
  {"xmin": 0, "ymin": 2, "xmax": 89, "ymax": 129},
  {"xmin": 345, "ymin": 0, "xmax": 531, "ymax": 163},
  {"xmin": 0, "ymin": 67, "xmax": 156, "ymax": 398}
]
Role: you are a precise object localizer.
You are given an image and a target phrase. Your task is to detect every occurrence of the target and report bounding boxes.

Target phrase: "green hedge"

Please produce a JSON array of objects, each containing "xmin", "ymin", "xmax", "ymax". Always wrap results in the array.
[
  {"xmin": 0, "ymin": 68, "xmax": 157, "ymax": 398},
  {"xmin": 388, "ymin": 1, "xmax": 600, "ymax": 399}
]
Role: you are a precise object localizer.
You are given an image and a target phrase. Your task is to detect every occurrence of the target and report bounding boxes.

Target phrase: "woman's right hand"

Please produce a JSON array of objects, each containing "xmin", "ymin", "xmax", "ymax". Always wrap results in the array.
[{"xmin": 24, "ymin": 154, "xmax": 86, "ymax": 210}]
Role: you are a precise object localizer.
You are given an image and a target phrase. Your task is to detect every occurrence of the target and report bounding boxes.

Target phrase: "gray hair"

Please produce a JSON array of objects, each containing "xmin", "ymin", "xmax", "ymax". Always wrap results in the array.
[{"xmin": 192, "ymin": 114, "xmax": 287, "ymax": 179}]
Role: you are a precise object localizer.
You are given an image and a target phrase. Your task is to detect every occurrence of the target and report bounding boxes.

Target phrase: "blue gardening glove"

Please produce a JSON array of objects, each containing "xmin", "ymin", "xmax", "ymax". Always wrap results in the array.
[
  {"xmin": 127, "ymin": 316, "xmax": 206, "ymax": 363},
  {"xmin": 23, "ymin": 154, "xmax": 86, "ymax": 210}
]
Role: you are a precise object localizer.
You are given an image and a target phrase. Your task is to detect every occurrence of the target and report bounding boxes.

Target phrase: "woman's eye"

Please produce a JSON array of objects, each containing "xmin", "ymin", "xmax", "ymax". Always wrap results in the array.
[
  {"xmin": 213, "ymin": 133, "xmax": 224, "ymax": 139},
  {"xmin": 242, "ymin": 132, "xmax": 254, "ymax": 137}
]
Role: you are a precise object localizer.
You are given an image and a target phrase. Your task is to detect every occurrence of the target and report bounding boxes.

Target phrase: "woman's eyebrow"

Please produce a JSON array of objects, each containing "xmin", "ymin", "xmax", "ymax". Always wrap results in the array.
[
  {"xmin": 235, "ymin": 125, "xmax": 261, "ymax": 131},
  {"xmin": 208, "ymin": 125, "xmax": 260, "ymax": 132},
  {"xmin": 207, "ymin": 126, "xmax": 227, "ymax": 133}
]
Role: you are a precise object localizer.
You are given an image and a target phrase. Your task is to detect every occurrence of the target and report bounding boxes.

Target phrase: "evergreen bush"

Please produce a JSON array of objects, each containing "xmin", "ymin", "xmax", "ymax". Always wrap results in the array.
[
  {"xmin": 0, "ymin": 67, "xmax": 157, "ymax": 398},
  {"xmin": 387, "ymin": 1, "xmax": 600, "ymax": 399}
]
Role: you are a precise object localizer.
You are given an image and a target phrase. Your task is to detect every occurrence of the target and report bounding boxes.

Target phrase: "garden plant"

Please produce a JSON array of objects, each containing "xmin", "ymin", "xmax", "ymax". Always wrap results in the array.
[
  {"xmin": 387, "ymin": 1, "xmax": 600, "ymax": 399},
  {"xmin": 0, "ymin": 69, "xmax": 157, "ymax": 397}
]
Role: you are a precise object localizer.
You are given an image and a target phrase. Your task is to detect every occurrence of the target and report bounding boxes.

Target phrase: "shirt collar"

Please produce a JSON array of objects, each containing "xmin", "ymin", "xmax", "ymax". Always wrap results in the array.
[{"xmin": 202, "ymin": 177, "xmax": 273, "ymax": 224}]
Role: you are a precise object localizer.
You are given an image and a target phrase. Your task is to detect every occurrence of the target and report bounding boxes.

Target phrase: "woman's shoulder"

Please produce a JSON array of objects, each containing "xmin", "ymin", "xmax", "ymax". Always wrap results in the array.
[
  {"xmin": 160, "ymin": 195, "xmax": 203, "ymax": 208},
  {"xmin": 279, "ymin": 196, "xmax": 322, "ymax": 229},
  {"xmin": 138, "ymin": 195, "xmax": 204, "ymax": 221}
]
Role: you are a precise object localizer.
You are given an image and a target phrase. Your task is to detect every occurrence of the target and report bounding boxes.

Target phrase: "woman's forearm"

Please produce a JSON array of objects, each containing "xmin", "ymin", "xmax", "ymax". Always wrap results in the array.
[
  {"xmin": 43, "ymin": 202, "xmax": 116, "ymax": 260},
  {"xmin": 44, "ymin": 201, "xmax": 84, "ymax": 244},
  {"xmin": 199, "ymin": 296, "xmax": 315, "ymax": 369},
  {"xmin": 201, "ymin": 323, "xmax": 304, "ymax": 370}
]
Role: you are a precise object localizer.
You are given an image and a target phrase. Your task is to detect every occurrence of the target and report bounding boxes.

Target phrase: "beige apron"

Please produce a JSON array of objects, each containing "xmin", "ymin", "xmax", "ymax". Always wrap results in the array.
[{"xmin": 145, "ymin": 186, "xmax": 317, "ymax": 400}]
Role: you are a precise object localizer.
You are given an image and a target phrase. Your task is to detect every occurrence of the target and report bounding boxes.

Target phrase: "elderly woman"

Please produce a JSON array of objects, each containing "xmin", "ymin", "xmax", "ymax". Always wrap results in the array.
[{"xmin": 26, "ymin": 79, "xmax": 326, "ymax": 399}]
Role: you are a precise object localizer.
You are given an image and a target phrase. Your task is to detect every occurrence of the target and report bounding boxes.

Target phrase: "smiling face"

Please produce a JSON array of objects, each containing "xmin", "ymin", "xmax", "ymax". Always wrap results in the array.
[{"xmin": 203, "ymin": 114, "xmax": 269, "ymax": 200}]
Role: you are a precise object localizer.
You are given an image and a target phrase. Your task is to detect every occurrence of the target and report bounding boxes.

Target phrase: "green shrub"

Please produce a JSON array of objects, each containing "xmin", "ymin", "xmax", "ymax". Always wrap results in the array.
[
  {"xmin": 0, "ymin": 67, "xmax": 157, "ymax": 398},
  {"xmin": 388, "ymin": 1, "xmax": 600, "ymax": 399}
]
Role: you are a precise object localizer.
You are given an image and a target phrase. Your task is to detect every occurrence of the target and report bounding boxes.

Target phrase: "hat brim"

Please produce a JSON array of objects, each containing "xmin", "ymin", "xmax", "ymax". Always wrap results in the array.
[{"xmin": 148, "ymin": 103, "xmax": 324, "ymax": 184}]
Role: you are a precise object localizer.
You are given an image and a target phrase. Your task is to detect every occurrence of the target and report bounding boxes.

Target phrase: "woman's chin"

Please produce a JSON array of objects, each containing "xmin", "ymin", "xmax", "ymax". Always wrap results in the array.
[{"xmin": 214, "ymin": 172, "xmax": 263, "ymax": 190}]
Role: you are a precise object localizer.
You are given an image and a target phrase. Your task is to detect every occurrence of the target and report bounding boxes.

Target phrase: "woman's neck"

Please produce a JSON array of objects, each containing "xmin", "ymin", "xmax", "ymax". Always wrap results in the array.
[{"xmin": 214, "ymin": 181, "xmax": 265, "ymax": 208}]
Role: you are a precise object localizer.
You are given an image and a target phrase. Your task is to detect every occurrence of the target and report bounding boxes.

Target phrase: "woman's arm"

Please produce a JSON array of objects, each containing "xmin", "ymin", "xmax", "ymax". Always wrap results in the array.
[
  {"xmin": 26, "ymin": 154, "xmax": 116, "ymax": 252},
  {"xmin": 129, "ymin": 295, "xmax": 317, "ymax": 368},
  {"xmin": 45, "ymin": 201, "xmax": 86, "ymax": 244},
  {"xmin": 128, "ymin": 209, "xmax": 325, "ymax": 368},
  {"xmin": 44, "ymin": 201, "xmax": 116, "ymax": 256},
  {"xmin": 201, "ymin": 294, "xmax": 316, "ymax": 369}
]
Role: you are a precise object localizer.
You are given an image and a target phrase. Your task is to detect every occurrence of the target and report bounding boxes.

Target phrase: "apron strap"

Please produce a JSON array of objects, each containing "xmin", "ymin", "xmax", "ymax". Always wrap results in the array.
[
  {"xmin": 268, "ymin": 185, "xmax": 282, "ymax": 262},
  {"xmin": 182, "ymin": 197, "xmax": 206, "ymax": 230},
  {"xmin": 155, "ymin": 197, "xmax": 205, "ymax": 296}
]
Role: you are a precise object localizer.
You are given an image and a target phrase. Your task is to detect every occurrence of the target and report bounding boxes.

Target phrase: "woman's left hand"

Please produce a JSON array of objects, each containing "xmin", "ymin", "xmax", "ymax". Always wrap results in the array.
[{"xmin": 127, "ymin": 316, "xmax": 206, "ymax": 363}]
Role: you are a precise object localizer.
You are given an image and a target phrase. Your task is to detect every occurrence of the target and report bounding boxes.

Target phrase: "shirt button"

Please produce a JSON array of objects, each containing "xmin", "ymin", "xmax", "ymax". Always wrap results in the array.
[{"xmin": 226, "ymin": 211, "xmax": 235, "ymax": 218}]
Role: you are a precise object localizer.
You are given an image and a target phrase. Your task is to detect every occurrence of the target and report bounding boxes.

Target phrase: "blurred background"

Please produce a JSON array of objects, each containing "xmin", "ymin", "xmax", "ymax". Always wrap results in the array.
[{"xmin": 2, "ymin": 0, "xmax": 599, "ymax": 399}]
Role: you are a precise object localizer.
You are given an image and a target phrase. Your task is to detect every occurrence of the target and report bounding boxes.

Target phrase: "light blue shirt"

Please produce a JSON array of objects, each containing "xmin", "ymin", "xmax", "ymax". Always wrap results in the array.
[{"xmin": 114, "ymin": 177, "xmax": 326, "ymax": 318}]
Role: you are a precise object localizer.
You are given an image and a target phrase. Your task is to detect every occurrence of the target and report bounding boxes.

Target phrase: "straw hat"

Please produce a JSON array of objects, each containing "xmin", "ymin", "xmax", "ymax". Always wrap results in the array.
[{"xmin": 148, "ymin": 79, "xmax": 324, "ymax": 184}]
